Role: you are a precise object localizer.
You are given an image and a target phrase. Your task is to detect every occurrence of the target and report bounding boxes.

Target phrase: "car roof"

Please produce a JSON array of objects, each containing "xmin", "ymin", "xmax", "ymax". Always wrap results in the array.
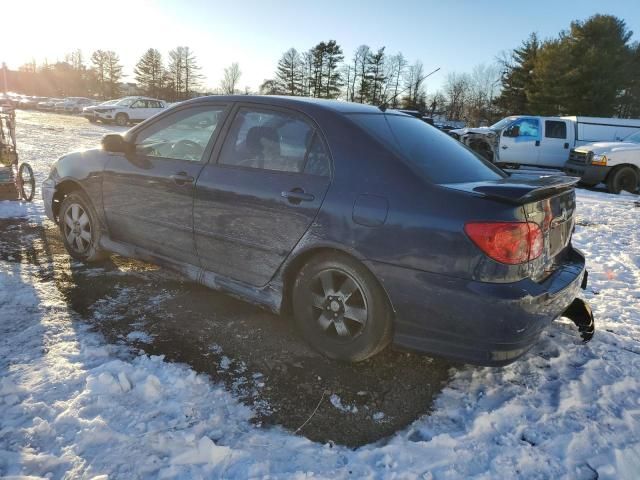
[{"xmin": 183, "ymin": 95, "xmax": 389, "ymax": 115}]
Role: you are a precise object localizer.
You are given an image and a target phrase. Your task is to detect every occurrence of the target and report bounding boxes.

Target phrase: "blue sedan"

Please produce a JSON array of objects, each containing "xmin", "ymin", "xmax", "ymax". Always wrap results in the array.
[{"xmin": 42, "ymin": 96, "xmax": 594, "ymax": 365}]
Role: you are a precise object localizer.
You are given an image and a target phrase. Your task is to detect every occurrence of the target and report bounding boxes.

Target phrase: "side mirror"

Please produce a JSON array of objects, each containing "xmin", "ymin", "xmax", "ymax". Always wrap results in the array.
[
  {"xmin": 102, "ymin": 134, "xmax": 132, "ymax": 154},
  {"xmin": 504, "ymin": 125, "xmax": 520, "ymax": 137}
]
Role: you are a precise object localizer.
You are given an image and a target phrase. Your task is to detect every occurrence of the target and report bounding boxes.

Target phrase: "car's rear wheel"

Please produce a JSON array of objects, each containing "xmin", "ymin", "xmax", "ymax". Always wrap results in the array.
[
  {"xmin": 606, "ymin": 166, "xmax": 639, "ymax": 194},
  {"xmin": 115, "ymin": 113, "xmax": 129, "ymax": 127},
  {"xmin": 292, "ymin": 252, "xmax": 392, "ymax": 362},
  {"xmin": 58, "ymin": 191, "xmax": 108, "ymax": 263}
]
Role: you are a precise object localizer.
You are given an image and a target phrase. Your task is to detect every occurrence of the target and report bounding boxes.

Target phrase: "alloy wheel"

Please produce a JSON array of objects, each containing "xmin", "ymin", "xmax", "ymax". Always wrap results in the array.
[
  {"xmin": 309, "ymin": 268, "xmax": 368, "ymax": 341},
  {"xmin": 62, "ymin": 203, "xmax": 92, "ymax": 253}
]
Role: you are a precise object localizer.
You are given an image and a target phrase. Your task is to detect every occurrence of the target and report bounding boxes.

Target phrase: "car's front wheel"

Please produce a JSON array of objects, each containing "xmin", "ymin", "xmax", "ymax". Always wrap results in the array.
[
  {"xmin": 292, "ymin": 252, "xmax": 393, "ymax": 362},
  {"xmin": 606, "ymin": 166, "xmax": 639, "ymax": 194},
  {"xmin": 59, "ymin": 191, "xmax": 108, "ymax": 263},
  {"xmin": 115, "ymin": 113, "xmax": 129, "ymax": 127}
]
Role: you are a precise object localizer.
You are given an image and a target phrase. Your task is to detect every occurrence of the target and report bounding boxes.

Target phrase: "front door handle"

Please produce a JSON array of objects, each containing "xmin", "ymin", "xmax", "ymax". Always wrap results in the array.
[
  {"xmin": 170, "ymin": 172, "xmax": 194, "ymax": 185},
  {"xmin": 535, "ymin": 140, "xmax": 540, "ymax": 146},
  {"xmin": 501, "ymin": 145, "xmax": 508, "ymax": 150},
  {"xmin": 281, "ymin": 188, "xmax": 315, "ymax": 204}
]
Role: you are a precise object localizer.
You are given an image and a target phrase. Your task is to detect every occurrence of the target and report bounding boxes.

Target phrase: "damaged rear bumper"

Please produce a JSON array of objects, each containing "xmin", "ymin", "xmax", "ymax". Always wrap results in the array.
[{"xmin": 372, "ymin": 247, "xmax": 594, "ymax": 366}]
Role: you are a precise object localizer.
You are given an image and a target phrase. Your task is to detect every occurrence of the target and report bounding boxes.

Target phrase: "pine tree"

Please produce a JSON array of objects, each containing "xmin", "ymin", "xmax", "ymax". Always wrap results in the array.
[
  {"xmin": 353, "ymin": 45, "xmax": 371, "ymax": 103},
  {"xmin": 275, "ymin": 48, "xmax": 303, "ymax": 95},
  {"xmin": 367, "ymin": 47, "xmax": 386, "ymax": 104},
  {"xmin": 495, "ymin": 33, "xmax": 539, "ymax": 115},
  {"xmin": 323, "ymin": 40, "xmax": 343, "ymax": 99},
  {"xmin": 104, "ymin": 51, "xmax": 122, "ymax": 98},
  {"xmin": 91, "ymin": 50, "xmax": 108, "ymax": 98},
  {"xmin": 168, "ymin": 47, "xmax": 184, "ymax": 100},
  {"xmin": 135, "ymin": 48, "xmax": 164, "ymax": 98},
  {"xmin": 182, "ymin": 47, "xmax": 202, "ymax": 99},
  {"xmin": 561, "ymin": 15, "xmax": 633, "ymax": 116}
]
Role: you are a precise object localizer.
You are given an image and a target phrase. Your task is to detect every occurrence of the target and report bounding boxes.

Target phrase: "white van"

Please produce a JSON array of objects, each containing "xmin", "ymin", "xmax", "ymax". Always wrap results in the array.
[{"xmin": 450, "ymin": 115, "xmax": 640, "ymax": 169}]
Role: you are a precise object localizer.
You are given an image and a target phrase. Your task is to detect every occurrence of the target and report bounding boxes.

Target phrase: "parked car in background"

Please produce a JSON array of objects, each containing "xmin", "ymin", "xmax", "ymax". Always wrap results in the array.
[
  {"xmin": 38, "ymin": 98, "xmax": 63, "ymax": 111},
  {"xmin": 92, "ymin": 97, "xmax": 166, "ymax": 126},
  {"xmin": 55, "ymin": 97, "xmax": 95, "ymax": 114},
  {"xmin": 18, "ymin": 96, "xmax": 47, "ymax": 109},
  {"xmin": 42, "ymin": 95, "xmax": 594, "ymax": 366},
  {"xmin": 451, "ymin": 115, "xmax": 640, "ymax": 168},
  {"xmin": 564, "ymin": 130, "xmax": 640, "ymax": 194},
  {"xmin": 82, "ymin": 99, "xmax": 119, "ymax": 123}
]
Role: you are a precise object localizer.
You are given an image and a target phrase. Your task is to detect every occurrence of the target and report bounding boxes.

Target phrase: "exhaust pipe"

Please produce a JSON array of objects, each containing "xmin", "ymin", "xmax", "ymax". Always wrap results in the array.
[{"xmin": 562, "ymin": 298, "xmax": 595, "ymax": 342}]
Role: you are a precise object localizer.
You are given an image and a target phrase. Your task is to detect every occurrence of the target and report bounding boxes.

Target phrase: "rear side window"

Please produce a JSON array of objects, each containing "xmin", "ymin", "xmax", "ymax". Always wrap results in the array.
[
  {"xmin": 218, "ymin": 107, "xmax": 329, "ymax": 175},
  {"xmin": 349, "ymin": 113, "xmax": 505, "ymax": 184},
  {"xmin": 545, "ymin": 120, "xmax": 566, "ymax": 139}
]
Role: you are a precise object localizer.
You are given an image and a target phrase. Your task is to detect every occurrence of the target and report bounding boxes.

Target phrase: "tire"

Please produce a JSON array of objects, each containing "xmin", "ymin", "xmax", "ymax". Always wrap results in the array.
[
  {"xmin": 18, "ymin": 163, "xmax": 36, "ymax": 202},
  {"xmin": 89, "ymin": 118, "xmax": 97, "ymax": 123},
  {"xmin": 606, "ymin": 166, "xmax": 639, "ymax": 194},
  {"xmin": 58, "ymin": 191, "xmax": 108, "ymax": 263},
  {"xmin": 292, "ymin": 252, "xmax": 393, "ymax": 362},
  {"xmin": 115, "ymin": 113, "xmax": 129, "ymax": 127}
]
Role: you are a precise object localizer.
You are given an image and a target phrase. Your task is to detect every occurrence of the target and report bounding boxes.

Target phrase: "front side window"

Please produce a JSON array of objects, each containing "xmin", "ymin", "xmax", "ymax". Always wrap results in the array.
[
  {"xmin": 134, "ymin": 106, "xmax": 226, "ymax": 162},
  {"xmin": 218, "ymin": 107, "xmax": 329, "ymax": 174},
  {"xmin": 545, "ymin": 120, "xmax": 567, "ymax": 139},
  {"xmin": 513, "ymin": 118, "xmax": 539, "ymax": 137}
]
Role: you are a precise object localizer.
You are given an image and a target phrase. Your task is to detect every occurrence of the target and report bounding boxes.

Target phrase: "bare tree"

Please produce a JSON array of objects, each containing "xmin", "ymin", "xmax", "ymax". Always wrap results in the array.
[{"xmin": 220, "ymin": 63, "xmax": 241, "ymax": 94}]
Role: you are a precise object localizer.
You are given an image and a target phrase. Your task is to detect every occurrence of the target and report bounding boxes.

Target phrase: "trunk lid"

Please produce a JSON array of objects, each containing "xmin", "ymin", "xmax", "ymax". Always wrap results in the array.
[{"xmin": 444, "ymin": 174, "xmax": 578, "ymax": 280}]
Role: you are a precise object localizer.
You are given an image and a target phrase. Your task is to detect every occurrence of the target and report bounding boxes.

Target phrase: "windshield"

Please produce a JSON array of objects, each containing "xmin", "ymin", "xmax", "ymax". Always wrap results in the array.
[
  {"xmin": 489, "ymin": 116, "xmax": 518, "ymax": 131},
  {"xmin": 348, "ymin": 113, "xmax": 505, "ymax": 184},
  {"xmin": 623, "ymin": 131, "xmax": 640, "ymax": 143}
]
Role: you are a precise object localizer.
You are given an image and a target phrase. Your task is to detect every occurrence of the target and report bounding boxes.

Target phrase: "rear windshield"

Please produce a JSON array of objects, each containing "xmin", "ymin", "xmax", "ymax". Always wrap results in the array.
[{"xmin": 348, "ymin": 113, "xmax": 505, "ymax": 184}]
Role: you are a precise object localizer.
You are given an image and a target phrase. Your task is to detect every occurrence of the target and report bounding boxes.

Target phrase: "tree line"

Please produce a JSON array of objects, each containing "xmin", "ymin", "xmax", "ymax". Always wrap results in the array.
[
  {"xmin": 5, "ymin": 14, "xmax": 640, "ymax": 125},
  {"xmin": 496, "ymin": 14, "xmax": 640, "ymax": 118},
  {"xmin": 259, "ymin": 42, "xmax": 429, "ymax": 110},
  {"xmin": 7, "ymin": 46, "xmax": 215, "ymax": 102}
]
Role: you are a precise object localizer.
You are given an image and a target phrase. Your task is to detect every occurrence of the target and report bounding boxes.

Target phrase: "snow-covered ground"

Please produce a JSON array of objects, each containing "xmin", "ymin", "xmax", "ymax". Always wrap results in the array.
[{"xmin": 1, "ymin": 111, "xmax": 640, "ymax": 478}]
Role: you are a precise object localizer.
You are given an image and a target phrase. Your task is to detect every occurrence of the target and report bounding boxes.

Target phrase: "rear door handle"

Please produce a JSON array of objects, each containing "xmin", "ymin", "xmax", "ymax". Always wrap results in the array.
[
  {"xmin": 281, "ymin": 188, "xmax": 315, "ymax": 204},
  {"xmin": 170, "ymin": 172, "xmax": 194, "ymax": 185},
  {"xmin": 501, "ymin": 145, "xmax": 508, "ymax": 150}
]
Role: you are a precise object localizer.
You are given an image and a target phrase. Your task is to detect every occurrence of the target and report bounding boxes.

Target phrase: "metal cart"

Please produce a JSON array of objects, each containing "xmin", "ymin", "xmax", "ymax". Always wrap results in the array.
[{"xmin": 0, "ymin": 105, "xmax": 34, "ymax": 201}]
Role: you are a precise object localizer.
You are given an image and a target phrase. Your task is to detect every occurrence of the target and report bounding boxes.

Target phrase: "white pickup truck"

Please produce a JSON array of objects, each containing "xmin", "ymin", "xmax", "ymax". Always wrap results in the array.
[
  {"xmin": 450, "ymin": 115, "xmax": 640, "ymax": 169},
  {"xmin": 564, "ymin": 130, "xmax": 640, "ymax": 194}
]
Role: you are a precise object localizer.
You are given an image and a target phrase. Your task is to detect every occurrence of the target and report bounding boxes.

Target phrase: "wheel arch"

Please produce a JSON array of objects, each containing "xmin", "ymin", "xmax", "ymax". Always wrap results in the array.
[
  {"xmin": 51, "ymin": 178, "xmax": 90, "ymax": 220},
  {"xmin": 280, "ymin": 245, "xmax": 396, "ymax": 318}
]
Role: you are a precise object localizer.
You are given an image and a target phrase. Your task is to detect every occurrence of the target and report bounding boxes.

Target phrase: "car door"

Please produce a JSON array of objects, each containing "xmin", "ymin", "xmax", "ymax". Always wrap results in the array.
[
  {"xmin": 193, "ymin": 105, "xmax": 332, "ymax": 287},
  {"xmin": 102, "ymin": 104, "xmax": 229, "ymax": 265},
  {"xmin": 149, "ymin": 100, "xmax": 166, "ymax": 118},
  {"xmin": 128, "ymin": 99, "xmax": 148, "ymax": 121},
  {"xmin": 499, "ymin": 117, "xmax": 541, "ymax": 166},
  {"xmin": 538, "ymin": 119, "xmax": 571, "ymax": 168}
]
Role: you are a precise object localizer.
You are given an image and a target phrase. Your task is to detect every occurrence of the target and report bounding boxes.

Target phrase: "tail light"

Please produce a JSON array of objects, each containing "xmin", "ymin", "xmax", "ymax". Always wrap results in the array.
[{"xmin": 464, "ymin": 222, "xmax": 543, "ymax": 264}]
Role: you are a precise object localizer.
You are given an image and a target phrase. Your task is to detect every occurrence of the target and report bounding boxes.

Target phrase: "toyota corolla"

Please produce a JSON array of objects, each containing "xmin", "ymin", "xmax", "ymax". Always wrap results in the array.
[{"xmin": 42, "ymin": 96, "xmax": 594, "ymax": 365}]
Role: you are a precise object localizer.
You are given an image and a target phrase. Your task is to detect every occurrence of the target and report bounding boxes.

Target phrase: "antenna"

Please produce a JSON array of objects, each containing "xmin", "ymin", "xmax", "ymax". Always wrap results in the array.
[{"xmin": 379, "ymin": 67, "xmax": 440, "ymax": 112}]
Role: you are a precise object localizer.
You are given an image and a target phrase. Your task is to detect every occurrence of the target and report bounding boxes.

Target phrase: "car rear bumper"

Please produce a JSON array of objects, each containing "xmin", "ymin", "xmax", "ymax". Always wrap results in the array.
[
  {"xmin": 564, "ymin": 161, "xmax": 611, "ymax": 185},
  {"xmin": 367, "ymin": 247, "xmax": 587, "ymax": 366}
]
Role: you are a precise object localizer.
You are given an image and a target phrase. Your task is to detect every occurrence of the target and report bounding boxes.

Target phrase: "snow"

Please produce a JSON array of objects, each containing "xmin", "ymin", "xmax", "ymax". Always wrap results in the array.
[{"xmin": 1, "ymin": 110, "xmax": 640, "ymax": 478}]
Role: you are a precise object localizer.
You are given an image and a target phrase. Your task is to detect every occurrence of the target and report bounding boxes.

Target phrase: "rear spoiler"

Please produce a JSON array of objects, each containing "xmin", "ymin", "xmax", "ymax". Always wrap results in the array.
[{"xmin": 444, "ymin": 175, "xmax": 580, "ymax": 205}]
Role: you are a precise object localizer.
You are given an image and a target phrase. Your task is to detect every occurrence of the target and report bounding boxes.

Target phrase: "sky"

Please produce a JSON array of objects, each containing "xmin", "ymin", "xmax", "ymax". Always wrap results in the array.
[{"xmin": 3, "ymin": 0, "xmax": 640, "ymax": 93}]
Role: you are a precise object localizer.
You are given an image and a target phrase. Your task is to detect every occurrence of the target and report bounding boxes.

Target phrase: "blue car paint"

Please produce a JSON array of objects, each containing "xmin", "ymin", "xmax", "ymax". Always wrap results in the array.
[{"xmin": 43, "ymin": 95, "xmax": 588, "ymax": 366}]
